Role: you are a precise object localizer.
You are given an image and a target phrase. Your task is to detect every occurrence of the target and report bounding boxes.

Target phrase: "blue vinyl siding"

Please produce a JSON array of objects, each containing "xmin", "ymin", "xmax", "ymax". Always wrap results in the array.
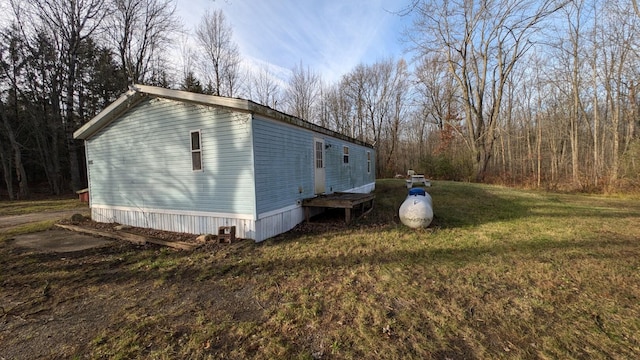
[
  {"xmin": 86, "ymin": 98, "xmax": 256, "ymax": 215},
  {"xmin": 252, "ymin": 116, "xmax": 375, "ymax": 215},
  {"xmin": 252, "ymin": 117, "xmax": 315, "ymax": 214},
  {"xmin": 323, "ymin": 138, "xmax": 375, "ymax": 193}
]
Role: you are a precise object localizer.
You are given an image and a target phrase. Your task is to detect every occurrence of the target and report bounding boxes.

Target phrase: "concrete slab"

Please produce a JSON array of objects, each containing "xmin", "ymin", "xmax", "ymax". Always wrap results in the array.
[{"xmin": 11, "ymin": 229, "xmax": 112, "ymax": 253}]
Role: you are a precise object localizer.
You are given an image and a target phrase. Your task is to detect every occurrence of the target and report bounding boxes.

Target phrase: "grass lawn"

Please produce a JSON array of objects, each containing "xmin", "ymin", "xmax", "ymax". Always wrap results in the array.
[
  {"xmin": 0, "ymin": 197, "xmax": 87, "ymax": 216},
  {"xmin": 1, "ymin": 179, "xmax": 639, "ymax": 359}
]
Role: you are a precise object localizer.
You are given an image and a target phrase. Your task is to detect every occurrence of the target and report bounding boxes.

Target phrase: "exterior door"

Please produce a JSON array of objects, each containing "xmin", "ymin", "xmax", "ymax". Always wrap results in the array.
[{"xmin": 314, "ymin": 138, "xmax": 326, "ymax": 194}]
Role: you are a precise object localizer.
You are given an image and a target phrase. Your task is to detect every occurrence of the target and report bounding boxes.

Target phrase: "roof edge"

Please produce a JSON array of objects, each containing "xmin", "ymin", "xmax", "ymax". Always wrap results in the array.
[
  {"xmin": 75, "ymin": 84, "xmax": 374, "ymax": 148},
  {"xmin": 73, "ymin": 89, "xmax": 141, "ymax": 140}
]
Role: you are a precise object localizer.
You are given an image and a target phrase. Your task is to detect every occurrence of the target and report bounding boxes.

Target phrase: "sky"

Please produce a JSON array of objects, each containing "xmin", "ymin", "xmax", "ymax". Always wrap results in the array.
[{"xmin": 176, "ymin": 0, "xmax": 415, "ymax": 83}]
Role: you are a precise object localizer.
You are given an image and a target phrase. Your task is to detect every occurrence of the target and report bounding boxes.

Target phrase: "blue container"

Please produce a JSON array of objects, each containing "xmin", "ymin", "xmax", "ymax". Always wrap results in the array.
[{"xmin": 408, "ymin": 188, "xmax": 426, "ymax": 196}]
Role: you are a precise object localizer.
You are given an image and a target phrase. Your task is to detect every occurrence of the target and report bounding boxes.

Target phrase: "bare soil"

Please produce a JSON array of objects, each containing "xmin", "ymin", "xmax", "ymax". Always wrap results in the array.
[
  {"xmin": 0, "ymin": 233, "xmax": 263, "ymax": 359},
  {"xmin": 0, "ymin": 209, "xmax": 268, "ymax": 359},
  {"xmin": 0, "ymin": 193, "xmax": 410, "ymax": 359},
  {"xmin": 0, "ymin": 197, "xmax": 386, "ymax": 359}
]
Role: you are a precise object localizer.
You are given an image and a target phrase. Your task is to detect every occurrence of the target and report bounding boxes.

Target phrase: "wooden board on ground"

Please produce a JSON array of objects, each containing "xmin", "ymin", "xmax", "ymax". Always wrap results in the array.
[{"xmin": 55, "ymin": 224, "xmax": 200, "ymax": 250}]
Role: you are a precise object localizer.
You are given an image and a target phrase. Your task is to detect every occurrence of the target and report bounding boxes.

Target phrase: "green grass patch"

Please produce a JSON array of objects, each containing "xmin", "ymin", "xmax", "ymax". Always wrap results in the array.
[
  {"xmin": 0, "ymin": 198, "xmax": 87, "ymax": 216},
  {"xmin": 1, "ymin": 180, "xmax": 639, "ymax": 359},
  {"xmin": 0, "ymin": 220, "xmax": 56, "ymax": 241}
]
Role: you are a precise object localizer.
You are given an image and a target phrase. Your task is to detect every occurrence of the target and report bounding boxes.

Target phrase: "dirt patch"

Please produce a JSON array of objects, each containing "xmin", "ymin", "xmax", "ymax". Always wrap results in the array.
[
  {"xmin": 0, "ymin": 238, "xmax": 265, "ymax": 359},
  {"xmin": 0, "ymin": 207, "xmax": 369, "ymax": 359},
  {"xmin": 10, "ymin": 229, "xmax": 112, "ymax": 252}
]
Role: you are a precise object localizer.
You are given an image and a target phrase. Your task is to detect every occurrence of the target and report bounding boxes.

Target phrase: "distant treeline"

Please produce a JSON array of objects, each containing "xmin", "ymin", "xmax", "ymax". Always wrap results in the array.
[{"xmin": 1, "ymin": 0, "xmax": 639, "ymax": 200}]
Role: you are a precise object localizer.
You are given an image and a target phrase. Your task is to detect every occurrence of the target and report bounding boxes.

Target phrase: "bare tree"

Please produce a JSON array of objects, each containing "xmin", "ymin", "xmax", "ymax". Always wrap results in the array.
[
  {"xmin": 341, "ymin": 65, "xmax": 367, "ymax": 140},
  {"xmin": 564, "ymin": 0, "xmax": 587, "ymax": 186},
  {"xmin": 285, "ymin": 61, "xmax": 321, "ymax": 122},
  {"xmin": 1, "ymin": 20, "xmax": 69, "ymax": 196},
  {"xmin": 26, "ymin": 0, "xmax": 110, "ymax": 191},
  {"xmin": 599, "ymin": 0, "xmax": 638, "ymax": 184},
  {"xmin": 414, "ymin": 54, "xmax": 462, "ymax": 158},
  {"xmin": 178, "ymin": 34, "xmax": 197, "ymax": 82},
  {"xmin": 0, "ymin": 100, "xmax": 27, "ymax": 199},
  {"xmin": 317, "ymin": 81, "xmax": 351, "ymax": 131},
  {"xmin": 0, "ymin": 26, "xmax": 30, "ymax": 198},
  {"xmin": 0, "ymin": 139, "xmax": 12, "ymax": 199},
  {"xmin": 246, "ymin": 65, "xmax": 281, "ymax": 109},
  {"xmin": 340, "ymin": 59, "xmax": 410, "ymax": 176},
  {"xmin": 408, "ymin": 0, "xmax": 566, "ymax": 181},
  {"xmin": 195, "ymin": 9, "xmax": 241, "ymax": 97},
  {"xmin": 383, "ymin": 59, "xmax": 410, "ymax": 174},
  {"xmin": 106, "ymin": 0, "xmax": 180, "ymax": 85}
]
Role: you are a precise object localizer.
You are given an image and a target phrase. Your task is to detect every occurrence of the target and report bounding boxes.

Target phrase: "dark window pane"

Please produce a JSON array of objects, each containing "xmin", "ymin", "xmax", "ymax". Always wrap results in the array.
[
  {"xmin": 191, "ymin": 132, "xmax": 200, "ymax": 150},
  {"xmin": 192, "ymin": 151, "xmax": 202, "ymax": 170}
]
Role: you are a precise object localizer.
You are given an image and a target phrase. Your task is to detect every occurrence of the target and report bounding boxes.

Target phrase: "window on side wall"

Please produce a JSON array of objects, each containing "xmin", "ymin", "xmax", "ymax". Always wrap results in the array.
[
  {"xmin": 367, "ymin": 151, "xmax": 371, "ymax": 173},
  {"xmin": 191, "ymin": 130, "xmax": 202, "ymax": 171},
  {"xmin": 343, "ymin": 146, "xmax": 349, "ymax": 164}
]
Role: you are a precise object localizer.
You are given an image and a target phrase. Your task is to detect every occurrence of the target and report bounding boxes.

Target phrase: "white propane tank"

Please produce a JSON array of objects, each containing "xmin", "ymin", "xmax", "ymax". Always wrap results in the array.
[{"xmin": 399, "ymin": 188, "xmax": 433, "ymax": 228}]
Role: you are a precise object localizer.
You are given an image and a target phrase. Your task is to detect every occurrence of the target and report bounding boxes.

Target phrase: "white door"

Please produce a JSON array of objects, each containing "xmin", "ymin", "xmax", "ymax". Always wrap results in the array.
[{"xmin": 314, "ymin": 138, "xmax": 326, "ymax": 194}]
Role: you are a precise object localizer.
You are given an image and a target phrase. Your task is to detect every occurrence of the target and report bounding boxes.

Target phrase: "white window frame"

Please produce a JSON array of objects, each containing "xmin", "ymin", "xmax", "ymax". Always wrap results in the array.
[
  {"xmin": 191, "ymin": 130, "xmax": 203, "ymax": 171},
  {"xmin": 343, "ymin": 146, "xmax": 349, "ymax": 164},
  {"xmin": 315, "ymin": 140, "xmax": 324, "ymax": 169}
]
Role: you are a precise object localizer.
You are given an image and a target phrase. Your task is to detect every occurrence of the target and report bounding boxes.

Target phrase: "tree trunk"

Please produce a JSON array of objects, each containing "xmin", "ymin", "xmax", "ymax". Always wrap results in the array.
[
  {"xmin": 536, "ymin": 113, "xmax": 542, "ymax": 188},
  {"xmin": 0, "ymin": 141, "xmax": 14, "ymax": 200},
  {"xmin": 65, "ymin": 46, "xmax": 83, "ymax": 192},
  {"xmin": 570, "ymin": 58, "xmax": 581, "ymax": 186},
  {"xmin": 610, "ymin": 104, "xmax": 620, "ymax": 183},
  {"xmin": 0, "ymin": 100, "xmax": 29, "ymax": 199},
  {"xmin": 475, "ymin": 139, "xmax": 493, "ymax": 182}
]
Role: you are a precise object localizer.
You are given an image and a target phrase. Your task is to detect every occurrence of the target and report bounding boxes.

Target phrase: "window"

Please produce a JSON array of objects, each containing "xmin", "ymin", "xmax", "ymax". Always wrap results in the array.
[
  {"xmin": 191, "ymin": 130, "xmax": 202, "ymax": 171},
  {"xmin": 315, "ymin": 141, "xmax": 324, "ymax": 169},
  {"xmin": 343, "ymin": 146, "xmax": 349, "ymax": 164},
  {"xmin": 367, "ymin": 151, "xmax": 371, "ymax": 173}
]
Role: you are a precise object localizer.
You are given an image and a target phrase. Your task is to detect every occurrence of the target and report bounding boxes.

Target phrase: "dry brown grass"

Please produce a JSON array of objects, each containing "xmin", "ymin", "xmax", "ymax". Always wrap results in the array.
[
  {"xmin": 0, "ymin": 198, "xmax": 86, "ymax": 216},
  {"xmin": 1, "ymin": 180, "xmax": 639, "ymax": 359}
]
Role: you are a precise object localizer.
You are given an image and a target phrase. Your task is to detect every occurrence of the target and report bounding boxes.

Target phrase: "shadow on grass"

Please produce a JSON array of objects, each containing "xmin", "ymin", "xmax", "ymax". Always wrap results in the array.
[
  {"xmin": 368, "ymin": 179, "xmax": 640, "ymax": 229},
  {"xmin": 2, "ymin": 228, "xmax": 637, "ymax": 290},
  {"xmin": 350, "ymin": 179, "xmax": 535, "ymax": 229},
  {"xmin": 3, "ymin": 180, "xmax": 638, "ymax": 289}
]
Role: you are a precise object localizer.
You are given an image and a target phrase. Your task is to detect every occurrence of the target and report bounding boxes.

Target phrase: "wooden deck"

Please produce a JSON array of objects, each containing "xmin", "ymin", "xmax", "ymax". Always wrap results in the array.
[{"xmin": 302, "ymin": 192, "xmax": 375, "ymax": 224}]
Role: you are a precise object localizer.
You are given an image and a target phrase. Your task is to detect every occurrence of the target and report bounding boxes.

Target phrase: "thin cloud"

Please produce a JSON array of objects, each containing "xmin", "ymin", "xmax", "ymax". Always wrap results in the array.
[{"xmin": 179, "ymin": 0, "xmax": 409, "ymax": 83}]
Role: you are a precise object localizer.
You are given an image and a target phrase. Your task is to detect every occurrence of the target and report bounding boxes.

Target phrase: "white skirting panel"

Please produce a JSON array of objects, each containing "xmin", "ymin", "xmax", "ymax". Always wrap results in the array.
[
  {"xmin": 254, "ymin": 205, "xmax": 306, "ymax": 242},
  {"xmin": 90, "ymin": 206, "xmax": 257, "ymax": 240},
  {"xmin": 89, "ymin": 183, "xmax": 374, "ymax": 242},
  {"xmin": 346, "ymin": 182, "xmax": 376, "ymax": 194}
]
